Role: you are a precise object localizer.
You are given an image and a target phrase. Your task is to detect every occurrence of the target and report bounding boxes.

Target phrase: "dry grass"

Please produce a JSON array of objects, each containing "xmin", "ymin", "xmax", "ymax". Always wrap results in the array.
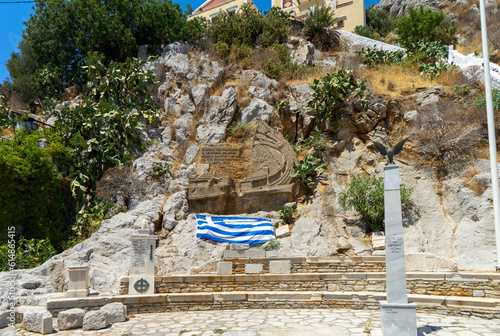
[
  {"xmin": 0, "ymin": 128, "xmax": 13, "ymax": 137},
  {"xmin": 359, "ymin": 64, "xmax": 468, "ymax": 99},
  {"xmin": 225, "ymin": 78, "xmax": 251, "ymax": 108},
  {"xmin": 463, "ymin": 164, "xmax": 485, "ymax": 196}
]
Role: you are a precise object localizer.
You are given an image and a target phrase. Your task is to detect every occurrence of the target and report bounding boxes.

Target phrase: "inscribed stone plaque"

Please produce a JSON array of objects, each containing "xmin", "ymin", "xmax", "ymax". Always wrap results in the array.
[
  {"xmin": 130, "ymin": 232, "xmax": 157, "ymax": 276},
  {"xmin": 200, "ymin": 145, "xmax": 241, "ymax": 164},
  {"xmin": 386, "ymin": 236, "xmax": 404, "ymax": 255},
  {"xmin": 384, "ymin": 166, "xmax": 400, "ymax": 191}
]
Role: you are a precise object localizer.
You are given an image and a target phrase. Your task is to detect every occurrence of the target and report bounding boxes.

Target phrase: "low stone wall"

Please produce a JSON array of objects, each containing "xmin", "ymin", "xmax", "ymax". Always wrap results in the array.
[
  {"xmin": 225, "ymin": 256, "xmax": 387, "ymax": 274},
  {"xmin": 118, "ymin": 273, "xmax": 500, "ymax": 299},
  {"xmin": 46, "ymin": 292, "xmax": 500, "ymax": 319}
]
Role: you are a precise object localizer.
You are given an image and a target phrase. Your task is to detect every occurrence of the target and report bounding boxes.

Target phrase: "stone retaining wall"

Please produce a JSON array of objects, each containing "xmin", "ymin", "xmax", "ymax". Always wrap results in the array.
[
  {"xmin": 118, "ymin": 273, "xmax": 500, "ymax": 298},
  {"xmin": 46, "ymin": 292, "xmax": 500, "ymax": 319},
  {"xmin": 225, "ymin": 257, "xmax": 386, "ymax": 274}
]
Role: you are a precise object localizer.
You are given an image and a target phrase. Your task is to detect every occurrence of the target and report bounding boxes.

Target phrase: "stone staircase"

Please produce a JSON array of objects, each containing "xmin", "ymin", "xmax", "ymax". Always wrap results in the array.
[{"xmin": 40, "ymin": 254, "xmax": 500, "ymax": 319}]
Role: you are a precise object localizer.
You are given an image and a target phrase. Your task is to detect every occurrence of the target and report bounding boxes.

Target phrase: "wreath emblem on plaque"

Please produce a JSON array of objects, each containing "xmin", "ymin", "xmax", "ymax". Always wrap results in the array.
[{"xmin": 134, "ymin": 278, "xmax": 150, "ymax": 293}]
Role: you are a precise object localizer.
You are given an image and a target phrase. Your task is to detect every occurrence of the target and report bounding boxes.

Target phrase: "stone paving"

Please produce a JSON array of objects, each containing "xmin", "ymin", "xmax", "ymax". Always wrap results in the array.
[{"xmin": 7, "ymin": 308, "xmax": 500, "ymax": 336}]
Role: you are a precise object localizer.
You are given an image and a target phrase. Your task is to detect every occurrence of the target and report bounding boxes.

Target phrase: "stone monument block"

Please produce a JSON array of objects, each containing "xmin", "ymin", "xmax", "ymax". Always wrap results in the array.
[
  {"xmin": 23, "ymin": 310, "xmax": 53, "ymax": 334},
  {"xmin": 66, "ymin": 266, "xmax": 89, "ymax": 298},
  {"xmin": 82, "ymin": 310, "xmax": 109, "ymax": 331},
  {"xmin": 265, "ymin": 250, "xmax": 278, "ymax": 258},
  {"xmin": 269, "ymin": 260, "xmax": 291, "ymax": 274},
  {"xmin": 129, "ymin": 230, "xmax": 158, "ymax": 295},
  {"xmin": 217, "ymin": 261, "xmax": 233, "ymax": 275},
  {"xmin": 188, "ymin": 118, "xmax": 298, "ymax": 214},
  {"xmin": 100, "ymin": 303, "xmax": 127, "ymax": 323},
  {"xmin": 245, "ymin": 264, "xmax": 264, "ymax": 274},
  {"xmin": 57, "ymin": 308, "xmax": 85, "ymax": 330}
]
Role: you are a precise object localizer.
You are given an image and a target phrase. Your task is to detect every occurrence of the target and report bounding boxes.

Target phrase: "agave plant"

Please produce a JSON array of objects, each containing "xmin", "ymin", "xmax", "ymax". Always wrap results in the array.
[{"xmin": 303, "ymin": 6, "xmax": 340, "ymax": 51}]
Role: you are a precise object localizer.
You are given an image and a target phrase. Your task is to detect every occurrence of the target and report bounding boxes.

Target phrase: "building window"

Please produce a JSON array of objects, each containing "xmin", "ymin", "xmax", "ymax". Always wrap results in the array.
[
  {"xmin": 337, "ymin": 20, "xmax": 344, "ymax": 28},
  {"xmin": 282, "ymin": 0, "xmax": 294, "ymax": 9},
  {"xmin": 210, "ymin": 12, "xmax": 219, "ymax": 23},
  {"xmin": 227, "ymin": 5, "xmax": 237, "ymax": 15}
]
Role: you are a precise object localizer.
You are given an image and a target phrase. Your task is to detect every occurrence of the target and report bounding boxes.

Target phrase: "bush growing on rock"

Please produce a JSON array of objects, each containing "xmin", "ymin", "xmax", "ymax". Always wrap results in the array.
[
  {"xmin": 303, "ymin": 5, "xmax": 340, "ymax": 51},
  {"xmin": 396, "ymin": 6, "xmax": 457, "ymax": 48},
  {"xmin": 338, "ymin": 174, "xmax": 413, "ymax": 232}
]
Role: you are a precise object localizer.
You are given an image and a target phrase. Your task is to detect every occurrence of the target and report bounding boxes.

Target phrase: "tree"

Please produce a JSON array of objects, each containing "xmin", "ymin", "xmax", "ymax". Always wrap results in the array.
[
  {"xmin": 303, "ymin": 5, "xmax": 340, "ymax": 51},
  {"xmin": 354, "ymin": 5, "xmax": 397, "ymax": 39},
  {"xmin": 9, "ymin": 0, "xmax": 204, "ymax": 100},
  {"xmin": 338, "ymin": 174, "xmax": 413, "ymax": 232},
  {"xmin": 396, "ymin": 6, "xmax": 457, "ymax": 48}
]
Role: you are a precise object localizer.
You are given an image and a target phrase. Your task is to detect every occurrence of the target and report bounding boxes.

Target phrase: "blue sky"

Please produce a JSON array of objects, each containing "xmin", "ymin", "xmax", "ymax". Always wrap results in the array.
[{"xmin": 0, "ymin": 0, "xmax": 379, "ymax": 83}]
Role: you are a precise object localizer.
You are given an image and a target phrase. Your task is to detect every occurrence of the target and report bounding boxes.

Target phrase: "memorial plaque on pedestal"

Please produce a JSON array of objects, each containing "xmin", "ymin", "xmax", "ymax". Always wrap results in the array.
[{"xmin": 129, "ymin": 230, "xmax": 157, "ymax": 295}]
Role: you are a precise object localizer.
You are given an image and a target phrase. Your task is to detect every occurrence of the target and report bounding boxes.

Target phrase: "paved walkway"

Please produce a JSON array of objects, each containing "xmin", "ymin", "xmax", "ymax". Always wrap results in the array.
[{"xmin": 8, "ymin": 308, "xmax": 500, "ymax": 336}]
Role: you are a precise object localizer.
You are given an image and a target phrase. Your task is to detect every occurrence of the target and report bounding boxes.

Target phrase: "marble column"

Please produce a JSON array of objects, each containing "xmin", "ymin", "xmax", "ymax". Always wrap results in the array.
[{"xmin": 380, "ymin": 165, "xmax": 417, "ymax": 336}]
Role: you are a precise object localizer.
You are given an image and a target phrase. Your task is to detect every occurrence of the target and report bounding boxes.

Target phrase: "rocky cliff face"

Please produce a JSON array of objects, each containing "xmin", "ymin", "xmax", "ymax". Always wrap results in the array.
[{"xmin": 1, "ymin": 40, "xmax": 497, "ymax": 299}]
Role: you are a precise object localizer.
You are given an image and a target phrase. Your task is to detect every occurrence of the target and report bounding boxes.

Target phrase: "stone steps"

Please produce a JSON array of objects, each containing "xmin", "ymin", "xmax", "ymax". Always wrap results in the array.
[
  {"xmin": 118, "ymin": 272, "xmax": 500, "ymax": 299},
  {"xmin": 45, "ymin": 291, "xmax": 500, "ymax": 319}
]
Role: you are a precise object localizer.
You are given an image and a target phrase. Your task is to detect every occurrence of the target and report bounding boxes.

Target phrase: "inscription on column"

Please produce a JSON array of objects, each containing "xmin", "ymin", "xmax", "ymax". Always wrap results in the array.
[
  {"xmin": 386, "ymin": 236, "xmax": 403, "ymax": 255},
  {"xmin": 132, "ymin": 240, "xmax": 146, "ymax": 268},
  {"xmin": 201, "ymin": 146, "xmax": 241, "ymax": 164}
]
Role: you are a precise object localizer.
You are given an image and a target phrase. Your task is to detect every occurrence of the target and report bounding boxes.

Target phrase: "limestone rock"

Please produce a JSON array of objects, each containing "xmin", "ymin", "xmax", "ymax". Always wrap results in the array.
[
  {"xmin": 100, "ymin": 303, "xmax": 127, "ymax": 323},
  {"xmin": 0, "ymin": 310, "xmax": 12, "ymax": 328},
  {"xmin": 162, "ymin": 191, "xmax": 188, "ymax": 230},
  {"xmin": 276, "ymin": 225, "xmax": 290, "ymax": 238},
  {"xmin": 239, "ymin": 99, "xmax": 274, "ymax": 124},
  {"xmin": 377, "ymin": 0, "xmax": 442, "ymax": 17},
  {"xmin": 414, "ymin": 86, "xmax": 444, "ymax": 107},
  {"xmin": 82, "ymin": 310, "xmax": 109, "ymax": 330},
  {"xmin": 23, "ymin": 310, "xmax": 53, "ymax": 334},
  {"xmin": 57, "ymin": 308, "xmax": 85, "ymax": 330},
  {"xmin": 291, "ymin": 217, "xmax": 329, "ymax": 256},
  {"xmin": 288, "ymin": 36, "xmax": 315, "ymax": 66},
  {"xmin": 192, "ymin": 84, "xmax": 208, "ymax": 107},
  {"xmin": 184, "ymin": 144, "xmax": 199, "ymax": 165},
  {"xmin": 372, "ymin": 232, "xmax": 385, "ymax": 250},
  {"xmin": 1, "ymin": 331, "xmax": 20, "ymax": 336},
  {"xmin": 196, "ymin": 87, "xmax": 237, "ymax": 144}
]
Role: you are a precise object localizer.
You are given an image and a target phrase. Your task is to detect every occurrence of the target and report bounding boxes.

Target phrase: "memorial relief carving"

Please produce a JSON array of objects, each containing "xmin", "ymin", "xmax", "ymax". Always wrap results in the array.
[{"xmin": 188, "ymin": 118, "xmax": 298, "ymax": 214}]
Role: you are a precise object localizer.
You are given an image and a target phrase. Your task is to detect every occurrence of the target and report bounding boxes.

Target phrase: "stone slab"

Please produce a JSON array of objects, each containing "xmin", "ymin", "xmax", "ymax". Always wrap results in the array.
[
  {"xmin": 372, "ymin": 231, "xmax": 385, "ymax": 250},
  {"xmin": 129, "ymin": 276, "xmax": 155, "ymax": 295},
  {"xmin": 130, "ymin": 234, "xmax": 157, "ymax": 276},
  {"xmin": 380, "ymin": 301, "xmax": 417, "ymax": 336},
  {"xmin": 223, "ymin": 250, "xmax": 246, "ymax": 259},
  {"xmin": 275, "ymin": 225, "xmax": 290, "ymax": 238},
  {"xmin": 57, "ymin": 308, "xmax": 85, "ymax": 330},
  {"xmin": 245, "ymin": 264, "xmax": 264, "ymax": 274},
  {"xmin": 23, "ymin": 310, "xmax": 53, "ymax": 334},
  {"xmin": 269, "ymin": 260, "xmax": 291, "ymax": 274},
  {"xmin": 230, "ymin": 243, "xmax": 250, "ymax": 250},
  {"xmin": 246, "ymin": 250, "xmax": 266, "ymax": 258},
  {"xmin": 217, "ymin": 262, "xmax": 233, "ymax": 275},
  {"xmin": 265, "ymin": 250, "xmax": 278, "ymax": 258}
]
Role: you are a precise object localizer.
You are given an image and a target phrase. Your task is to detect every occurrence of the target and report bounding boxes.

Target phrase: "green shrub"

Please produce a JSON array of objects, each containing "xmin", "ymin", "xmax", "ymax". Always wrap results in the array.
[
  {"xmin": 406, "ymin": 40, "xmax": 447, "ymax": 64},
  {"xmin": 303, "ymin": 6, "xmax": 340, "ymax": 51},
  {"xmin": 338, "ymin": 174, "xmax": 413, "ymax": 232},
  {"xmin": 0, "ymin": 132, "xmax": 75, "ymax": 250},
  {"xmin": 260, "ymin": 7, "xmax": 292, "ymax": 47},
  {"xmin": 418, "ymin": 60, "xmax": 452, "ymax": 78},
  {"xmin": 475, "ymin": 89, "xmax": 500, "ymax": 112},
  {"xmin": 0, "ymin": 237, "xmax": 56, "ymax": 271},
  {"xmin": 279, "ymin": 204, "xmax": 297, "ymax": 224},
  {"xmin": 308, "ymin": 69, "xmax": 368, "ymax": 125},
  {"xmin": 364, "ymin": 6, "xmax": 397, "ymax": 37},
  {"xmin": 291, "ymin": 152, "xmax": 327, "ymax": 190},
  {"xmin": 356, "ymin": 47, "xmax": 406, "ymax": 67},
  {"xmin": 396, "ymin": 6, "xmax": 457, "ymax": 48},
  {"xmin": 353, "ymin": 25, "xmax": 377, "ymax": 39}
]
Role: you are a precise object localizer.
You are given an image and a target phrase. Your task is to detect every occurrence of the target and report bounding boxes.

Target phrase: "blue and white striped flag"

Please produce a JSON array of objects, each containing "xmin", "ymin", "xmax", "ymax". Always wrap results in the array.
[{"xmin": 195, "ymin": 214, "xmax": 275, "ymax": 244}]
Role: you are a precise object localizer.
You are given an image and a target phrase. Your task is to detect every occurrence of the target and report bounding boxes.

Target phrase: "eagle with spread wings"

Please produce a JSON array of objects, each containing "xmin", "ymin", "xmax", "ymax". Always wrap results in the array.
[{"xmin": 372, "ymin": 138, "xmax": 408, "ymax": 165}]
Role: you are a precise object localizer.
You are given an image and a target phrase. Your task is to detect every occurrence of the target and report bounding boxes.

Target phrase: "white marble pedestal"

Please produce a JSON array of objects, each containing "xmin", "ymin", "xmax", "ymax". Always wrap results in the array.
[
  {"xmin": 380, "ymin": 301, "xmax": 417, "ymax": 336},
  {"xmin": 66, "ymin": 266, "xmax": 89, "ymax": 297}
]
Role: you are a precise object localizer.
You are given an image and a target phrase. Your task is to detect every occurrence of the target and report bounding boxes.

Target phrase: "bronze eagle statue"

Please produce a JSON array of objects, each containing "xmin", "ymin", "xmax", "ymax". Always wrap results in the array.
[{"xmin": 372, "ymin": 138, "xmax": 408, "ymax": 165}]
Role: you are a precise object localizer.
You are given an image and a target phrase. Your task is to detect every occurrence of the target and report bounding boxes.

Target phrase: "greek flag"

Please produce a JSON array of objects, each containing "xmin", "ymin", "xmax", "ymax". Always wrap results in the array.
[{"xmin": 195, "ymin": 214, "xmax": 275, "ymax": 244}]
